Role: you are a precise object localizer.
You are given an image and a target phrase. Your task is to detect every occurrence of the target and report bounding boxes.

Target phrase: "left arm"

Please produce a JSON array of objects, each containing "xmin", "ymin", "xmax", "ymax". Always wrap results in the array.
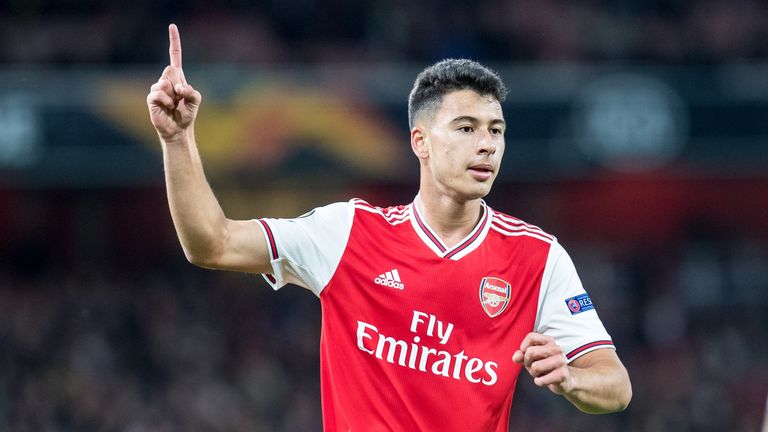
[{"xmin": 513, "ymin": 332, "xmax": 632, "ymax": 414}]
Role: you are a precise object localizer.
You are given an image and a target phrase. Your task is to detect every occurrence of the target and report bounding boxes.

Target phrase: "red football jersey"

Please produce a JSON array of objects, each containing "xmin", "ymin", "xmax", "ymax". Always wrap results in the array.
[{"xmin": 258, "ymin": 197, "xmax": 613, "ymax": 431}]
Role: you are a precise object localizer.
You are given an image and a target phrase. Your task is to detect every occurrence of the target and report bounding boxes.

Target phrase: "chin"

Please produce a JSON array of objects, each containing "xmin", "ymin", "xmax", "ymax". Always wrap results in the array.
[{"xmin": 458, "ymin": 183, "xmax": 493, "ymax": 201}]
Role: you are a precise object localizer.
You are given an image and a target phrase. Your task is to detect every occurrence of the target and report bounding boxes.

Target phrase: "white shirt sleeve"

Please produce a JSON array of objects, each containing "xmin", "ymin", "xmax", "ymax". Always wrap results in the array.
[
  {"xmin": 534, "ymin": 241, "xmax": 615, "ymax": 363},
  {"xmin": 255, "ymin": 201, "xmax": 354, "ymax": 296}
]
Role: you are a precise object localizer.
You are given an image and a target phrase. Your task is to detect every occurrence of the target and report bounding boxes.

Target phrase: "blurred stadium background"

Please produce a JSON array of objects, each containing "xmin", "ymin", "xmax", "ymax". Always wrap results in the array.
[{"xmin": 2, "ymin": 1, "xmax": 768, "ymax": 431}]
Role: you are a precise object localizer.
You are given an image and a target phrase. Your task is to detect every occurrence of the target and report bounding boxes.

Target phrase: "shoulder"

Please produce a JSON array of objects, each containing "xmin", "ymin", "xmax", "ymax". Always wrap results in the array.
[
  {"xmin": 350, "ymin": 198, "xmax": 411, "ymax": 225},
  {"xmin": 487, "ymin": 207, "xmax": 556, "ymax": 245},
  {"xmin": 289, "ymin": 200, "xmax": 355, "ymax": 222}
]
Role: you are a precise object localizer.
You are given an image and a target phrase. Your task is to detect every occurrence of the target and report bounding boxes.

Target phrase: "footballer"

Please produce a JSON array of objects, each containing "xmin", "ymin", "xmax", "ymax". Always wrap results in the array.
[{"xmin": 147, "ymin": 24, "xmax": 631, "ymax": 431}]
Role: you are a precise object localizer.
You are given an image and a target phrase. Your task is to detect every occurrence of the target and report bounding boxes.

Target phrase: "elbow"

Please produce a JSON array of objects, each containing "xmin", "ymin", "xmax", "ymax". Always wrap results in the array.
[
  {"xmin": 603, "ymin": 373, "xmax": 633, "ymax": 414},
  {"xmin": 580, "ymin": 389, "xmax": 632, "ymax": 415},
  {"xmin": 607, "ymin": 357, "xmax": 633, "ymax": 413},
  {"xmin": 616, "ymin": 378, "xmax": 633, "ymax": 412},
  {"xmin": 179, "ymin": 223, "xmax": 228, "ymax": 268},
  {"xmin": 184, "ymin": 249, "xmax": 210, "ymax": 268},
  {"xmin": 601, "ymin": 393, "xmax": 632, "ymax": 415},
  {"xmin": 576, "ymin": 369, "xmax": 633, "ymax": 414},
  {"xmin": 568, "ymin": 351, "xmax": 633, "ymax": 414},
  {"xmin": 614, "ymin": 363, "xmax": 633, "ymax": 412},
  {"xmin": 181, "ymin": 242, "xmax": 223, "ymax": 269}
]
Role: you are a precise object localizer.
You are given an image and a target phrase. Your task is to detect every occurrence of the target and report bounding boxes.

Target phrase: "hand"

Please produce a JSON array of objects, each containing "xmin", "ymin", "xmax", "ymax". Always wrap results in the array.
[
  {"xmin": 147, "ymin": 24, "xmax": 202, "ymax": 141},
  {"xmin": 512, "ymin": 332, "xmax": 573, "ymax": 395}
]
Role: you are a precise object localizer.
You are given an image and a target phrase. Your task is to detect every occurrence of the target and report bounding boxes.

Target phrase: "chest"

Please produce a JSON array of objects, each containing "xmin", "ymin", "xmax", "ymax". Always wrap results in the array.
[{"xmin": 323, "ymin": 219, "xmax": 550, "ymax": 349}]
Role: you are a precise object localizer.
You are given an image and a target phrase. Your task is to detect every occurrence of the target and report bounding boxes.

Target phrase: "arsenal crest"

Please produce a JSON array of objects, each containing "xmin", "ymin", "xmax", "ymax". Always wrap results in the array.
[{"xmin": 479, "ymin": 277, "xmax": 511, "ymax": 318}]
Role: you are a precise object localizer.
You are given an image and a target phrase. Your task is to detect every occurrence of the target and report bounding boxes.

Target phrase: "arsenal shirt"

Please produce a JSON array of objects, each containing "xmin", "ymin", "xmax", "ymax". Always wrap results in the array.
[{"xmin": 256, "ymin": 197, "xmax": 614, "ymax": 432}]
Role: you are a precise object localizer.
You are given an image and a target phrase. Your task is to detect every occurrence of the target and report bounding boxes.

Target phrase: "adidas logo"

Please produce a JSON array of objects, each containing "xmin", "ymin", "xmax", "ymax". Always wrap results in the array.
[{"xmin": 374, "ymin": 269, "xmax": 405, "ymax": 290}]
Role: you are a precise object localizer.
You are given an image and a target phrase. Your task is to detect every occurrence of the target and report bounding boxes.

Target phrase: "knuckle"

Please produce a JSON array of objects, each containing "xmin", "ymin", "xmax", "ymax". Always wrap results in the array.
[
  {"xmin": 150, "ymin": 94, "xmax": 170, "ymax": 107},
  {"xmin": 147, "ymin": 94, "xmax": 163, "ymax": 105},
  {"xmin": 528, "ymin": 348, "xmax": 542, "ymax": 360}
]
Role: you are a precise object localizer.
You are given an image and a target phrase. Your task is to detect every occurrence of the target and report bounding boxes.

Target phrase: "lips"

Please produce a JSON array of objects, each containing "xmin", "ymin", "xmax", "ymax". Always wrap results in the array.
[{"xmin": 468, "ymin": 164, "xmax": 494, "ymax": 180}]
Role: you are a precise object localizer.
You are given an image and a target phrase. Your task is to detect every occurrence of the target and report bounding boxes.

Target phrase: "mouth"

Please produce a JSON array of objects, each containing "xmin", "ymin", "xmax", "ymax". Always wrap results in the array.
[{"xmin": 468, "ymin": 164, "xmax": 494, "ymax": 181}]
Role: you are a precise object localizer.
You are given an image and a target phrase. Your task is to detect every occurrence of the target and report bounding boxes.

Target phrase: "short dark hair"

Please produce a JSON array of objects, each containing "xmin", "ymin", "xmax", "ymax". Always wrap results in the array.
[{"xmin": 408, "ymin": 59, "xmax": 507, "ymax": 129}]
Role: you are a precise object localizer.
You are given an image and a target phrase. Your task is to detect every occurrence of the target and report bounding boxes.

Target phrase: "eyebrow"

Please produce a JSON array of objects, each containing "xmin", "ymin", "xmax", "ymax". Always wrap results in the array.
[{"xmin": 450, "ymin": 116, "xmax": 506, "ymax": 127}]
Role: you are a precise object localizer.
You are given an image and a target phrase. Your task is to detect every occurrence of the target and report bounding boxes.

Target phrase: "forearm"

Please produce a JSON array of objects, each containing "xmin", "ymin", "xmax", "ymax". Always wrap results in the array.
[
  {"xmin": 563, "ymin": 355, "xmax": 632, "ymax": 414},
  {"xmin": 161, "ymin": 129, "xmax": 228, "ymax": 264}
]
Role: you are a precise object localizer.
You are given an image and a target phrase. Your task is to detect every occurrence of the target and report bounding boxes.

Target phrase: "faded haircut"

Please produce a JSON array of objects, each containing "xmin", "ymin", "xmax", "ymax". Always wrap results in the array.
[{"xmin": 408, "ymin": 59, "xmax": 508, "ymax": 129}]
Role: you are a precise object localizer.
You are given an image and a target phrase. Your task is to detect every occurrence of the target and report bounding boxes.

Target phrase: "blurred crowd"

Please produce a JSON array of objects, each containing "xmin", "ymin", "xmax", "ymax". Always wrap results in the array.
[
  {"xmin": 0, "ymin": 267, "xmax": 323, "ymax": 431},
  {"xmin": 1, "ymin": 188, "xmax": 766, "ymax": 432},
  {"xmin": 2, "ymin": 0, "xmax": 768, "ymax": 64},
  {"xmin": 0, "ymin": 194, "xmax": 325, "ymax": 431}
]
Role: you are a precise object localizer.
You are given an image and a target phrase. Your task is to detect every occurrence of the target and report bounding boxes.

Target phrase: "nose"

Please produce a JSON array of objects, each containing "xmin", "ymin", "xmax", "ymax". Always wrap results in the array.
[{"xmin": 476, "ymin": 131, "xmax": 496, "ymax": 155}]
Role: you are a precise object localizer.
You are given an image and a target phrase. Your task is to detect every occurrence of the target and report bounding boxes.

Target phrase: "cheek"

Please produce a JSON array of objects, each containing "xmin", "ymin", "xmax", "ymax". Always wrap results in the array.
[{"xmin": 437, "ymin": 147, "xmax": 462, "ymax": 172}]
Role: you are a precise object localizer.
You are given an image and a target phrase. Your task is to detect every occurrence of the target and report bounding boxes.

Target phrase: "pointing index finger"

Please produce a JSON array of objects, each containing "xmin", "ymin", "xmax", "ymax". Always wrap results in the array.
[{"xmin": 168, "ymin": 24, "xmax": 183, "ymax": 69}]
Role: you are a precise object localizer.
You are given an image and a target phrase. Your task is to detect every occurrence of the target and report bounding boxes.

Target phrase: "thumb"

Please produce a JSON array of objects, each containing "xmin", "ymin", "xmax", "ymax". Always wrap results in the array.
[{"xmin": 512, "ymin": 350, "xmax": 524, "ymax": 364}]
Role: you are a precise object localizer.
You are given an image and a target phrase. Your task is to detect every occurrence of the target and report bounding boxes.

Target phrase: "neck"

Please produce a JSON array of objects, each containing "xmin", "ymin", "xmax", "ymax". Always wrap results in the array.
[{"xmin": 416, "ymin": 189, "xmax": 484, "ymax": 248}]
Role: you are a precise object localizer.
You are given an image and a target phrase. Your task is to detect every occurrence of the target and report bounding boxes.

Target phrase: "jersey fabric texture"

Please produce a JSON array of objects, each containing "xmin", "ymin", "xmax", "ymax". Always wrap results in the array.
[{"xmin": 256, "ymin": 197, "xmax": 614, "ymax": 432}]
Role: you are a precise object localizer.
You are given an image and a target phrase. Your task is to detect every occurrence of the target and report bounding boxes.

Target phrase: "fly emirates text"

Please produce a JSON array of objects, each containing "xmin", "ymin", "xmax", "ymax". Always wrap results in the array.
[{"xmin": 356, "ymin": 310, "xmax": 499, "ymax": 386}]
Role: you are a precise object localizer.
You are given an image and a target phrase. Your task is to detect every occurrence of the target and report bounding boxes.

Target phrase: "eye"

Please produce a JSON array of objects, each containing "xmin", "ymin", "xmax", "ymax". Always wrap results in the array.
[
  {"xmin": 459, "ymin": 126, "xmax": 474, "ymax": 133},
  {"xmin": 490, "ymin": 127, "xmax": 503, "ymax": 135}
]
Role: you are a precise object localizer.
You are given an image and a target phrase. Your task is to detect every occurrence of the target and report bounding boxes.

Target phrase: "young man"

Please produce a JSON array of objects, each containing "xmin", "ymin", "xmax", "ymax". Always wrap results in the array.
[{"xmin": 147, "ymin": 24, "xmax": 631, "ymax": 431}]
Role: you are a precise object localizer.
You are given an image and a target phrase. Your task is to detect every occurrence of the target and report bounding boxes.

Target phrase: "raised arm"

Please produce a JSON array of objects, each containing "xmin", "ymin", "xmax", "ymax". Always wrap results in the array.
[{"xmin": 146, "ymin": 24, "xmax": 271, "ymax": 274}]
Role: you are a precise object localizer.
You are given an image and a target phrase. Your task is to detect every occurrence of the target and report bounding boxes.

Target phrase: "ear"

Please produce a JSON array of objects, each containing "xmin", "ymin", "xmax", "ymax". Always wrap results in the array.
[{"xmin": 411, "ymin": 127, "xmax": 429, "ymax": 160}]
